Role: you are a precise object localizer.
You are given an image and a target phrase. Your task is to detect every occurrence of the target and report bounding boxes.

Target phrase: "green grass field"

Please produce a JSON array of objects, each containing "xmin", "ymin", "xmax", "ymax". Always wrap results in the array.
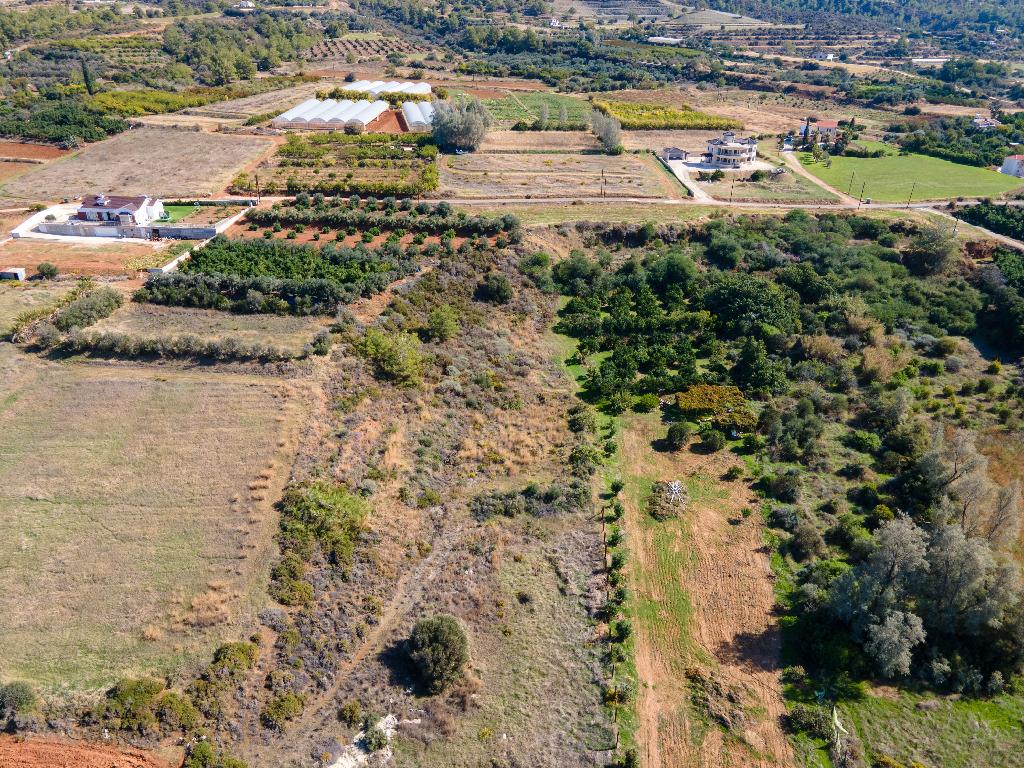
[
  {"xmin": 799, "ymin": 148, "xmax": 1024, "ymax": 202},
  {"xmin": 839, "ymin": 689, "xmax": 1024, "ymax": 768}
]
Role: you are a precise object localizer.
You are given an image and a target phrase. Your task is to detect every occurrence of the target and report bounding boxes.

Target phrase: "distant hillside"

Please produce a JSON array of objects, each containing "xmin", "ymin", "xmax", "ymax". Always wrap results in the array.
[{"xmin": 706, "ymin": 0, "xmax": 1024, "ymax": 37}]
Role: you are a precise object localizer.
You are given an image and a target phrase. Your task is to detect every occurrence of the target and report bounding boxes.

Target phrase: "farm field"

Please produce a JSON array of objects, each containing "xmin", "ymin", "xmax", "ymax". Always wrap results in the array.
[
  {"xmin": 478, "ymin": 130, "xmax": 601, "ymax": 152},
  {"xmin": 612, "ymin": 86, "xmax": 892, "ymax": 135},
  {"xmin": 440, "ymin": 152, "xmax": 678, "ymax": 199},
  {"xmin": 0, "ymin": 142, "xmax": 71, "ymax": 161},
  {"xmin": 480, "ymin": 90, "xmax": 590, "ymax": 125},
  {"xmin": 183, "ymin": 80, "xmax": 324, "ymax": 121},
  {"xmin": 0, "ymin": 127, "xmax": 275, "ymax": 201},
  {"xmin": 0, "ymin": 238, "xmax": 167, "ymax": 275},
  {"xmin": 0, "ymin": 345, "xmax": 305, "ymax": 690},
  {"xmin": 799, "ymin": 149, "xmax": 1024, "ymax": 202},
  {"xmin": 0, "ymin": 280, "xmax": 76, "ymax": 337},
  {"xmin": 235, "ymin": 133, "xmax": 436, "ymax": 196},
  {"xmin": 303, "ymin": 32, "xmax": 428, "ymax": 63},
  {"xmin": 91, "ymin": 303, "xmax": 332, "ymax": 355}
]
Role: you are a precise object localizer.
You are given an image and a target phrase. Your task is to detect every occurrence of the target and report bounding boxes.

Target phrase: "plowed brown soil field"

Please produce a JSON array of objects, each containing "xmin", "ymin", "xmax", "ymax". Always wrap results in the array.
[{"xmin": 0, "ymin": 736, "xmax": 170, "ymax": 768}]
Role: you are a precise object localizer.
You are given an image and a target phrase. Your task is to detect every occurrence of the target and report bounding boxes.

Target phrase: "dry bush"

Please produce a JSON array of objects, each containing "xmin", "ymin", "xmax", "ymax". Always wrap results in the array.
[
  {"xmin": 795, "ymin": 334, "xmax": 846, "ymax": 363},
  {"xmin": 859, "ymin": 342, "xmax": 911, "ymax": 383}
]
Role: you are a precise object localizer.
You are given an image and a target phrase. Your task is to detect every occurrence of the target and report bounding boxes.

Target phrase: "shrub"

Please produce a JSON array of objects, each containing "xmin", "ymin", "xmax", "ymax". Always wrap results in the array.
[
  {"xmin": 362, "ymin": 726, "xmax": 389, "ymax": 751},
  {"xmin": 54, "ymin": 287, "xmax": 122, "ymax": 331},
  {"xmin": 701, "ymin": 429, "xmax": 726, "ymax": 452},
  {"xmin": 183, "ymin": 742, "xmax": 248, "ymax": 768},
  {"xmin": 353, "ymin": 327, "xmax": 425, "ymax": 384},
  {"xmin": 96, "ymin": 678, "xmax": 166, "ymax": 733},
  {"xmin": 154, "ymin": 691, "xmax": 199, "ymax": 733},
  {"xmin": 785, "ymin": 703, "xmax": 831, "ymax": 739},
  {"xmin": 425, "ymin": 304, "xmax": 459, "ymax": 341},
  {"xmin": 632, "ymin": 393, "xmax": 660, "ymax": 412},
  {"xmin": 0, "ymin": 681, "xmax": 36, "ymax": 714},
  {"xmin": 338, "ymin": 699, "xmax": 362, "ymax": 727},
  {"xmin": 476, "ymin": 272, "xmax": 513, "ymax": 304},
  {"xmin": 665, "ymin": 422, "xmax": 692, "ymax": 450},
  {"xmin": 407, "ymin": 614, "xmax": 469, "ymax": 694},
  {"xmin": 37, "ymin": 262, "xmax": 58, "ymax": 279},
  {"xmin": 260, "ymin": 692, "xmax": 306, "ymax": 730}
]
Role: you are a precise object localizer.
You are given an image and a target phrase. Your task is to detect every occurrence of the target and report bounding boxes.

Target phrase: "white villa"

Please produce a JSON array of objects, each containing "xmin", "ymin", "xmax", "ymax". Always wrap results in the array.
[
  {"xmin": 704, "ymin": 132, "xmax": 758, "ymax": 168},
  {"xmin": 1000, "ymin": 155, "xmax": 1024, "ymax": 178},
  {"xmin": 76, "ymin": 194, "xmax": 165, "ymax": 225}
]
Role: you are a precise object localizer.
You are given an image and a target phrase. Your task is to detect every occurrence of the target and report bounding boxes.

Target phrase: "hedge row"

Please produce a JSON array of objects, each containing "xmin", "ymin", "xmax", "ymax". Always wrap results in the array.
[
  {"xmin": 56, "ymin": 328, "xmax": 293, "ymax": 362},
  {"xmin": 246, "ymin": 206, "xmax": 520, "ymax": 237}
]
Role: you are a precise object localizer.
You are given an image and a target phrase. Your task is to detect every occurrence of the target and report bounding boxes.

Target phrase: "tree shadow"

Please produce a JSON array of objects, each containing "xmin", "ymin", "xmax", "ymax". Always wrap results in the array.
[
  {"xmin": 715, "ymin": 627, "xmax": 783, "ymax": 674},
  {"xmin": 379, "ymin": 638, "xmax": 421, "ymax": 694}
]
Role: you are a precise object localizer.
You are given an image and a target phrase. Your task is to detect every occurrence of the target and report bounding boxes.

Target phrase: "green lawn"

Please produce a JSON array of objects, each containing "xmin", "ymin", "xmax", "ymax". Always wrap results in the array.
[
  {"xmin": 799, "ymin": 149, "xmax": 1024, "ymax": 202},
  {"xmin": 161, "ymin": 204, "xmax": 199, "ymax": 223}
]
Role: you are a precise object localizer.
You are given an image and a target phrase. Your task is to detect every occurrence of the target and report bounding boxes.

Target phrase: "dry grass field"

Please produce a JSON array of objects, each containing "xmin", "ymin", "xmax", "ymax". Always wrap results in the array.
[
  {"xmin": 0, "ymin": 127, "xmax": 275, "ymax": 201},
  {"xmin": 0, "ymin": 345, "xmax": 304, "ymax": 691},
  {"xmin": 184, "ymin": 81, "xmax": 325, "ymax": 120},
  {"xmin": 92, "ymin": 303, "xmax": 332, "ymax": 355},
  {"xmin": 478, "ymin": 131, "xmax": 601, "ymax": 152},
  {"xmin": 440, "ymin": 152, "xmax": 678, "ymax": 199},
  {"xmin": 603, "ymin": 87, "xmax": 893, "ymax": 135},
  {"xmin": 0, "ymin": 238, "xmax": 167, "ymax": 275},
  {"xmin": 0, "ymin": 281, "xmax": 77, "ymax": 336}
]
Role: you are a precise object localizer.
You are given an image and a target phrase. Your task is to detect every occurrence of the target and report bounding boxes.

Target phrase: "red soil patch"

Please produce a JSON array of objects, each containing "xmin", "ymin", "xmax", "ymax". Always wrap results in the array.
[
  {"xmin": 364, "ymin": 109, "xmax": 407, "ymax": 134},
  {"xmin": 0, "ymin": 142, "xmax": 69, "ymax": 161},
  {"xmin": 0, "ymin": 736, "xmax": 170, "ymax": 768},
  {"xmin": 464, "ymin": 87, "xmax": 507, "ymax": 99}
]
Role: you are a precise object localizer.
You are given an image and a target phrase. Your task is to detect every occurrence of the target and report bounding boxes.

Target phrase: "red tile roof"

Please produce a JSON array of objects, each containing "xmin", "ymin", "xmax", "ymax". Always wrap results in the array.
[{"xmin": 79, "ymin": 194, "xmax": 148, "ymax": 211}]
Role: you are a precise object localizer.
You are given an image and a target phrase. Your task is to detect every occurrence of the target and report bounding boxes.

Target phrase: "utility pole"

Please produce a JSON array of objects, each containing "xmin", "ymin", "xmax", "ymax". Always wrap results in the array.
[
  {"xmin": 858, "ymin": 180, "xmax": 866, "ymax": 208},
  {"xmin": 906, "ymin": 180, "xmax": 917, "ymax": 209},
  {"xmin": 254, "ymin": 173, "xmax": 261, "ymax": 205},
  {"xmin": 847, "ymin": 170, "xmax": 856, "ymax": 195}
]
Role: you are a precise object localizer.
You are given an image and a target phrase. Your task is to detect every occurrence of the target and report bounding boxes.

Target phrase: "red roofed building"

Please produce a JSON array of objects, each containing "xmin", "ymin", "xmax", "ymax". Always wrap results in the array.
[
  {"xmin": 796, "ymin": 119, "xmax": 842, "ymax": 144},
  {"xmin": 76, "ymin": 194, "xmax": 165, "ymax": 225}
]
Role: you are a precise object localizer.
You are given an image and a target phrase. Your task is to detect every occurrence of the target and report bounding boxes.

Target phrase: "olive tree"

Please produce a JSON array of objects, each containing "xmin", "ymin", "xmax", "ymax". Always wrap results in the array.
[{"xmin": 407, "ymin": 614, "xmax": 469, "ymax": 694}]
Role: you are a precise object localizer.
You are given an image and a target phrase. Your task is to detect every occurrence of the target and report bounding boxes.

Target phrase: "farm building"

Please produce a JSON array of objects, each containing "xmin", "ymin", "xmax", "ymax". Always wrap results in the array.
[
  {"xmin": 401, "ymin": 101, "xmax": 436, "ymax": 131},
  {"xmin": 1000, "ymin": 155, "xmax": 1024, "ymax": 178},
  {"xmin": 795, "ymin": 119, "xmax": 841, "ymax": 144},
  {"xmin": 1, "ymin": 267, "xmax": 26, "ymax": 281},
  {"xmin": 77, "ymin": 194, "xmax": 165, "ymax": 225},
  {"xmin": 704, "ymin": 132, "xmax": 758, "ymax": 168},
  {"xmin": 342, "ymin": 80, "xmax": 432, "ymax": 96},
  {"xmin": 271, "ymin": 99, "xmax": 390, "ymax": 131},
  {"xmin": 661, "ymin": 147, "xmax": 688, "ymax": 161}
]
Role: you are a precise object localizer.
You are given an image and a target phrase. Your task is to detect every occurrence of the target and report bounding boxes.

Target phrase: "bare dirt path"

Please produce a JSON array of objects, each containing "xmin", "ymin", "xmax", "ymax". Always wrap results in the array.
[
  {"xmin": 780, "ymin": 150, "xmax": 859, "ymax": 205},
  {"xmin": 619, "ymin": 415, "xmax": 794, "ymax": 768}
]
